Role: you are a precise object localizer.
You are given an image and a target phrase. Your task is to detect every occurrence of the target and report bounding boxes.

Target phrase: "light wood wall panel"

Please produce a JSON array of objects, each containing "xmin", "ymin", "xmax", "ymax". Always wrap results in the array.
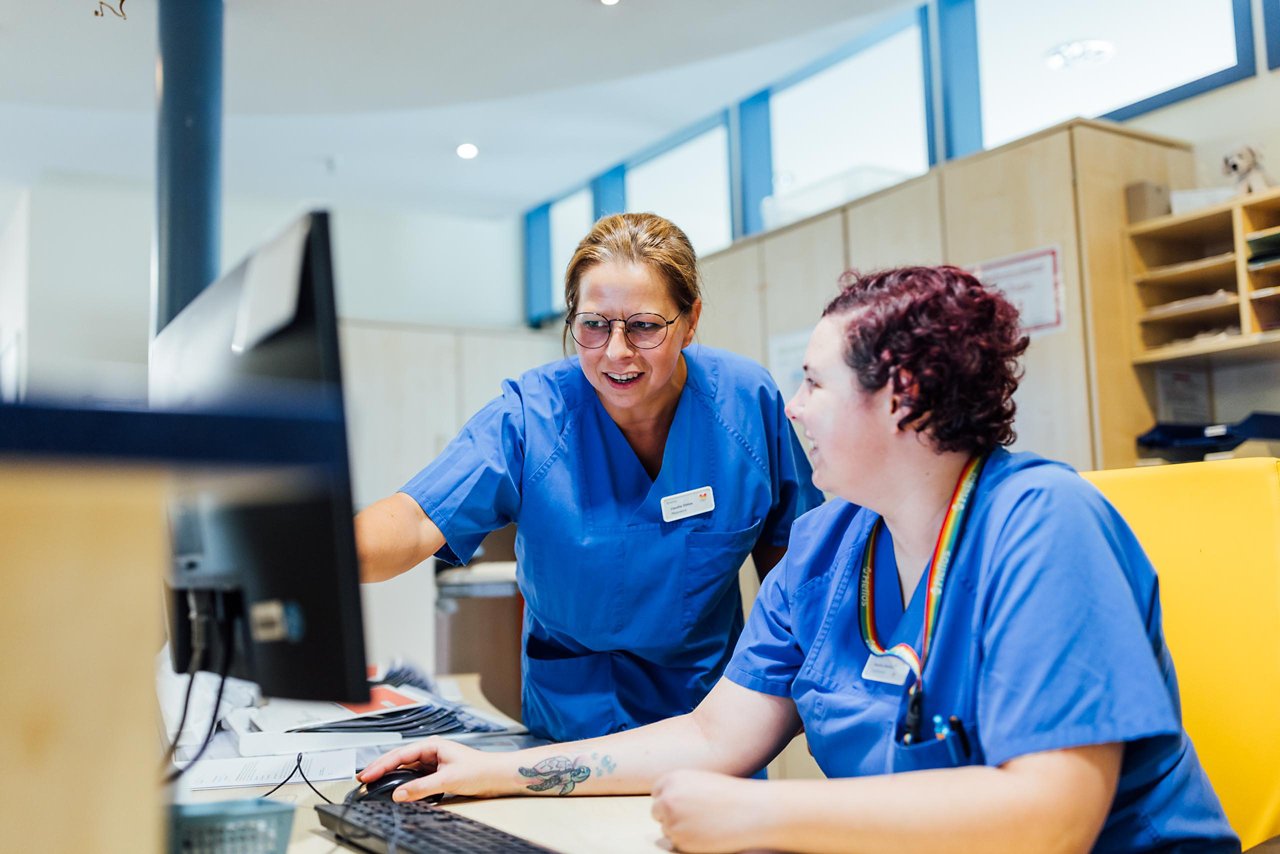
[
  {"xmin": 459, "ymin": 327, "xmax": 564, "ymax": 420},
  {"xmin": 844, "ymin": 173, "xmax": 946, "ymax": 270},
  {"xmin": 941, "ymin": 131, "xmax": 1095, "ymax": 471},
  {"xmin": 761, "ymin": 211, "xmax": 848, "ymax": 341},
  {"xmin": 1071, "ymin": 124, "xmax": 1195, "ymax": 468},
  {"xmin": 697, "ymin": 241, "xmax": 767, "ymax": 364},
  {"xmin": 339, "ymin": 321, "xmax": 459, "ymax": 509},
  {"xmin": 339, "ymin": 321, "xmax": 459, "ymax": 671}
]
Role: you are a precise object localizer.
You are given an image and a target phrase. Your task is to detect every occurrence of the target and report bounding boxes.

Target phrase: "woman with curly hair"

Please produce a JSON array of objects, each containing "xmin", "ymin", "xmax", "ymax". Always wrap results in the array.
[{"xmin": 360, "ymin": 266, "xmax": 1237, "ymax": 853}]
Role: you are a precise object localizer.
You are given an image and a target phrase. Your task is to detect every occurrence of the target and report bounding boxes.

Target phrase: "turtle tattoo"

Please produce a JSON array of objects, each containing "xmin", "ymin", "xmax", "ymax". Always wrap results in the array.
[{"xmin": 518, "ymin": 756, "xmax": 592, "ymax": 795}]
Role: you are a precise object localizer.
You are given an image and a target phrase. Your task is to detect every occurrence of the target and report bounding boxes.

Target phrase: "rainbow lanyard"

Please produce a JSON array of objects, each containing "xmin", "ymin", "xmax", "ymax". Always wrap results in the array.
[{"xmin": 857, "ymin": 454, "xmax": 987, "ymax": 742}]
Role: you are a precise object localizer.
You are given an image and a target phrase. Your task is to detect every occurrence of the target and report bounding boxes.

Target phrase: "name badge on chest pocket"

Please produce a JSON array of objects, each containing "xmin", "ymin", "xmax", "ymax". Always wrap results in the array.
[{"xmin": 661, "ymin": 486, "xmax": 715, "ymax": 523}]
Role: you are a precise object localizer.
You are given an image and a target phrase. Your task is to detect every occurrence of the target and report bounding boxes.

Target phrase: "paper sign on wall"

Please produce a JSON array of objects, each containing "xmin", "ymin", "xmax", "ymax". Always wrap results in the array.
[
  {"xmin": 970, "ymin": 246, "xmax": 1063, "ymax": 336},
  {"xmin": 767, "ymin": 327, "xmax": 813, "ymax": 402}
]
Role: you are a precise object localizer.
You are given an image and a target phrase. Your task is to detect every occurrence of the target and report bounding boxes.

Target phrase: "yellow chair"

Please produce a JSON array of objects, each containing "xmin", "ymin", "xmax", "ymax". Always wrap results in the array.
[{"xmin": 1083, "ymin": 458, "xmax": 1280, "ymax": 850}]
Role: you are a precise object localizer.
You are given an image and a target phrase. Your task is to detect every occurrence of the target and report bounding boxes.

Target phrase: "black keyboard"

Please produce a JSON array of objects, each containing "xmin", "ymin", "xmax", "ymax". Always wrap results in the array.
[{"xmin": 315, "ymin": 800, "xmax": 560, "ymax": 853}]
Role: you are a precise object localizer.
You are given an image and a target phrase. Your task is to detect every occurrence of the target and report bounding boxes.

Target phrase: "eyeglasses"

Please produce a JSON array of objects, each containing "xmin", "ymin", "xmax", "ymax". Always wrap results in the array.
[{"xmin": 566, "ymin": 312, "xmax": 680, "ymax": 350}]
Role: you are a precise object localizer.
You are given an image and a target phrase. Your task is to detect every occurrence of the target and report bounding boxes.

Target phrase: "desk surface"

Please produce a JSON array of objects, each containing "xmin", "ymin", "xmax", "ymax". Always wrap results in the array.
[
  {"xmin": 187, "ymin": 675, "xmax": 667, "ymax": 853},
  {"xmin": 193, "ymin": 779, "xmax": 666, "ymax": 853}
]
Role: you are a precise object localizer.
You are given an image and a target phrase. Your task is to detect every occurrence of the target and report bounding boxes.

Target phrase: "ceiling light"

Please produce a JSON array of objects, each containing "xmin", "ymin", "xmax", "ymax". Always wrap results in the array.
[
  {"xmin": 1044, "ymin": 40, "xmax": 1115, "ymax": 71},
  {"xmin": 600, "ymin": 0, "xmax": 620, "ymax": 6},
  {"xmin": 456, "ymin": 143, "xmax": 479, "ymax": 160}
]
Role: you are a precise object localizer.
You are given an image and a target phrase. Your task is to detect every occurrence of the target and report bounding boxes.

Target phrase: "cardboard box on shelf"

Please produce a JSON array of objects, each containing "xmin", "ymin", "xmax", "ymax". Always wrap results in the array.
[{"xmin": 1125, "ymin": 181, "xmax": 1171, "ymax": 223}]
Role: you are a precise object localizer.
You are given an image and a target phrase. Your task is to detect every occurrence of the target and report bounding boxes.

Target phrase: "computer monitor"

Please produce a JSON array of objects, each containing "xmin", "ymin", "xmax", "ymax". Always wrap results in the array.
[{"xmin": 150, "ymin": 211, "xmax": 369, "ymax": 703}]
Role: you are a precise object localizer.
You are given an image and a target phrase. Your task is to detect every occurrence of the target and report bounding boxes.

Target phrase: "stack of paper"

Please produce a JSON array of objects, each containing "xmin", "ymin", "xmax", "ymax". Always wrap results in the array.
[{"xmin": 229, "ymin": 683, "xmax": 520, "ymax": 758}]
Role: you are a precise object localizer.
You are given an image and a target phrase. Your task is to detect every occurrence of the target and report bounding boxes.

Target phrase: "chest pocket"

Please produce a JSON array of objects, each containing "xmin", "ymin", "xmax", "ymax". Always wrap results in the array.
[
  {"xmin": 888, "ymin": 717, "xmax": 981, "ymax": 773},
  {"xmin": 683, "ymin": 524, "xmax": 761, "ymax": 632}
]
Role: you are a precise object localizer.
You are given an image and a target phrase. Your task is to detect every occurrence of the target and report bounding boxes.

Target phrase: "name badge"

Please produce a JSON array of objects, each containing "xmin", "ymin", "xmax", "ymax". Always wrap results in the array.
[
  {"xmin": 661, "ymin": 486, "xmax": 715, "ymax": 523},
  {"xmin": 862, "ymin": 655, "xmax": 910, "ymax": 686}
]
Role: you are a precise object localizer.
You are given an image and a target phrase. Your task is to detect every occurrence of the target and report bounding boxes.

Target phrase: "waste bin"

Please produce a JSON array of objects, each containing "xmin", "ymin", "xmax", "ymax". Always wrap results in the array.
[{"xmin": 434, "ymin": 526, "xmax": 523, "ymax": 721}]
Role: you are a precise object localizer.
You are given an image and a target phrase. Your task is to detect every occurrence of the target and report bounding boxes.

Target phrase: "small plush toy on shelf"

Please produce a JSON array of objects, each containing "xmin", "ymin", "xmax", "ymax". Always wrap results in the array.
[{"xmin": 1223, "ymin": 145, "xmax": 1275, "ymax": 195}]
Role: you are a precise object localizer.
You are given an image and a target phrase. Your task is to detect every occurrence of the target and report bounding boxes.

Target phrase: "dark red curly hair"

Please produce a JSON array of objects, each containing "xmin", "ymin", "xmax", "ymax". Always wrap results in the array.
[{"xmin": 823, "ymin": 266, "xmax": 1029, "ymax": 455}]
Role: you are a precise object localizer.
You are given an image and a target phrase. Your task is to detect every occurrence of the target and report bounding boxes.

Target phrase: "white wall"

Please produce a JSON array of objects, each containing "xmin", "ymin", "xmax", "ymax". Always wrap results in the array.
[
  {"xmin": 218, "ymin": 195, "xmax": 524, "ymax": 329},
  {"xmin": 1212, "ymin": 361, "xmax": 1280, "ymax": 423},
  {"xmin": 329, "ymin": 207, "xmax": 522, "ymax": 328},
  {"xmin": 0, "ymin": 191, "xmax": 30, "ymax": 402},
  {"xmin": 26, "ymin": 174, "xmax": 152, "ymax": 403},
  {"xmin": 15, "ymin": 172, "xmax": 523, "ymax": 404}
]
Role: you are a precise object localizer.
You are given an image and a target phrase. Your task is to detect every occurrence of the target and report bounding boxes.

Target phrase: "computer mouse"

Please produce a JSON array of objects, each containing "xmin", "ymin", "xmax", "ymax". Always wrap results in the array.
[{"xmin": 346, "ymin": 767, "xmax": 437, "ymax": 803}]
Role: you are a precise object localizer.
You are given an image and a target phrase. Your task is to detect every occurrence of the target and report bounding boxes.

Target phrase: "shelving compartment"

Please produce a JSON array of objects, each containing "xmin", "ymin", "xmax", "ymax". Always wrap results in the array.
[
  {"xmin": 1128, "ymin": 206, "xmax": 1240, "ymax": 352},
  {"xmin": 1242, "ymin": 189, "xmax": 1280, "ymax": 333}
]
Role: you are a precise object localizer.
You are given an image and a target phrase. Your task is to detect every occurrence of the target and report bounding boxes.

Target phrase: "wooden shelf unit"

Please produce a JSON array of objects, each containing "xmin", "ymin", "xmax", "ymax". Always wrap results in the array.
[
  {"xmin": 1134, "ymin": 252, "xmax": 1236, "ymax": 290},
  {"xmin": 1242, "ymin": 189, "xmax": 1280, "ymax": 336},
  {"xmin": 1127, "ymin": 185, "xmax": 1280, "ymax": 360}
]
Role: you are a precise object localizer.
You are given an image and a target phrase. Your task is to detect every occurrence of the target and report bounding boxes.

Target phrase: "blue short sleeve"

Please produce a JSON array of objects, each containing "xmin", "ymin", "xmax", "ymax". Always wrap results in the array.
[
  {"xmin": 723, "ymin": 559, "xmax": 803, "ymax": 697},
  {"xmin": 976, "ymin": 477, "xmax": 1180, "ymax": 767},
  {"xmin": 399, "ymin": 379, "xmax": 527, "ymax": 566}
]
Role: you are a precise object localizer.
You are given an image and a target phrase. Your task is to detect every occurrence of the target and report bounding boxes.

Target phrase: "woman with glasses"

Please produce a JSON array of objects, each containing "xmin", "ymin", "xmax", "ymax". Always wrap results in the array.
[
  {"xmin": 360, "ymin": 265, "xmax": 1236, "ymax": 854},
  {"xmin": 355, "ymin": 212, "xmax": 822, "ymax": 743}
]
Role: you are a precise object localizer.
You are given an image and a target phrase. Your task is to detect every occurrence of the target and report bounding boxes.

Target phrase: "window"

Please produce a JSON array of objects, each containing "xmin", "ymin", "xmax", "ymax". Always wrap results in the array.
[
  {"xmin": 548, "ymin": 188, "xmax": 593, "ymax": 314},
  {"xmin": 976, "ymin": 0, "xmax": 1247, "ymax": 149},
  {"xmin": 767, "ymin": 20, "xmax": 929, "ymax": 228},
  {"xmin": 624, "ymin": 123, "xmax": 733, "ymax": 258}
]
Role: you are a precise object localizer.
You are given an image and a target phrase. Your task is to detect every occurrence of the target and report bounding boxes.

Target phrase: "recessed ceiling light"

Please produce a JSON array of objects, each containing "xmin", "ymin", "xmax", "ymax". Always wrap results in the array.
[
  {"xmin": 456, "ymin": 143, "xmax": 479, "ymax": 160},
  {"xmin": 1044, "ymin": 39, "xmax": 1115, "ymax": 71},
  {"xmin": 600, "ymin": 0, "xmax": 620, "ymax": 6}
]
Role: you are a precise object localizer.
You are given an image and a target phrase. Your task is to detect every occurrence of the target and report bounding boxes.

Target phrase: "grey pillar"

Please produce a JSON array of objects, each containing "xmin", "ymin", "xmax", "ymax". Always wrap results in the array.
[{"xmin": 155, "ymin": 0, "xmax": 223, "ymax": 334}]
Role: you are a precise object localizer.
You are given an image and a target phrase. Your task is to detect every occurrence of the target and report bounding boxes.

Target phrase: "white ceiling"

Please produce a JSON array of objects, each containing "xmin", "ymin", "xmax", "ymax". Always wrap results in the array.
[{"xmin": 0, "ymin": 0, "xmax": 911, "ymax": 218}]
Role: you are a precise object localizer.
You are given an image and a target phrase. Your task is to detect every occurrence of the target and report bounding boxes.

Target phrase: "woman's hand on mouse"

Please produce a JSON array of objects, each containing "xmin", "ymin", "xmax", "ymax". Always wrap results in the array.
[
  {"xmin": 650, "ymin": 769, "xmax": 772, "ymax": 853},
  {"xmin": 358, "ymin": 737, "xmax": 508, "ymax": 801}
]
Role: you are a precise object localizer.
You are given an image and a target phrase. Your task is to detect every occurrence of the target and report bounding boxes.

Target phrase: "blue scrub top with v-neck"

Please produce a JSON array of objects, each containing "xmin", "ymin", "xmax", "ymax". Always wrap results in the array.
[
  {"xmin": 402, "ymin": 344, "xmax": 822, "ymax": 742},
  {"xmin": 726, "ymin": 449, "xmax": 1237, "ymax": 853}
]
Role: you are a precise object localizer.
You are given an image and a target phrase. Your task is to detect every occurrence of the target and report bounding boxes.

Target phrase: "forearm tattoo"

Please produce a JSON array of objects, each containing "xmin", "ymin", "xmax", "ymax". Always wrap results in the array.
[{"xmin": 517, "ymin": 755, "xmax": 596, "ymax": 795}]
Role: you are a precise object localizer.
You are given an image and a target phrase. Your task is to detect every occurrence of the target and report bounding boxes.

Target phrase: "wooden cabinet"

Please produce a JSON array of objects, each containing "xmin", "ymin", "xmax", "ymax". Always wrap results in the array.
[
  {"xmin": 699, "ymin": 119, "xmax": 1199, "ymax": 471},
  {"xmin": 845, "ymin": 172, "xmax": 945, "ymax": 269},
  {"xmin": 942, "ymin": 130, "xmax": 1095, "ymax": 470},
  {"xmin": 761, "ymin": 210, "xmax": 848, "ymax": 342},
  {"xmin": 339, "ymin": 322, "xmax": 459, "ymax": 510},
  {"xmin": 941, "ymin": 122, "xmax": 1197, "ymax": 471},
  {"xmin": 697, "ymin": 241, "xmax": 766, "ymax": 364},
  {"xmin": 459, "ymin": 327, "xmax": 563, "ymax": 418}
]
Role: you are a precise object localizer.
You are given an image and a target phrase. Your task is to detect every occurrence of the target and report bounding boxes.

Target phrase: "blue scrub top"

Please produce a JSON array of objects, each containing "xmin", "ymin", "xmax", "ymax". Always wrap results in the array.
[
  {"xmin": 403, "ymin": 344, "xmax": 822, "ymax": 742},
  {"xmin": 726, "ymin": 449, "xmax": 1238, "ymax": 853}
]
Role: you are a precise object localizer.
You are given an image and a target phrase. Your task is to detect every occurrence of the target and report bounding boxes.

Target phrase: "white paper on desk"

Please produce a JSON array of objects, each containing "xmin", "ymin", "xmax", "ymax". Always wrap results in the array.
[
  {"xmin": 250, "ymin": 683, "xmax": 440, "ymax": 733},
  {"xmin": 176, "ymin": 749, "xmax": 356, "ymax": 790},
  {"xmin": 226, "ymin": 708, "xmax": 403, "ymax": 757},
  {"xmin": 156, "ymin": 647, "xmax": 259, "ymax": 747}
]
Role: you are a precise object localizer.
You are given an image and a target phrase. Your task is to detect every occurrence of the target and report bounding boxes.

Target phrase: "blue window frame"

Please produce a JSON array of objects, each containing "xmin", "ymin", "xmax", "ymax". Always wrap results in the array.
[
  {"xmin": 1265, "ymin": 0, "xmax": 1280, "ymax": 70},
  {"xmin": 523, "ymin": 204, "xmax": 553, "ymax": 326}
]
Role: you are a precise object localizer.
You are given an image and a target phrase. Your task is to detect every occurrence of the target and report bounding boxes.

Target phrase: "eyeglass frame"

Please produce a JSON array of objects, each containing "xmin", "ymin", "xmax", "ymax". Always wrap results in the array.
[{"xmin": 564, "ymin": 311, "xmax": 683, "ymax": 350}]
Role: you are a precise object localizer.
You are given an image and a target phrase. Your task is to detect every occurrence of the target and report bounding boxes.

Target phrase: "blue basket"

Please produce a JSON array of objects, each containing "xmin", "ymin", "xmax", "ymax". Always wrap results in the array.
[{"xmin": 169, "ymin": 799, "xmax": 294, "ymax": 854}]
